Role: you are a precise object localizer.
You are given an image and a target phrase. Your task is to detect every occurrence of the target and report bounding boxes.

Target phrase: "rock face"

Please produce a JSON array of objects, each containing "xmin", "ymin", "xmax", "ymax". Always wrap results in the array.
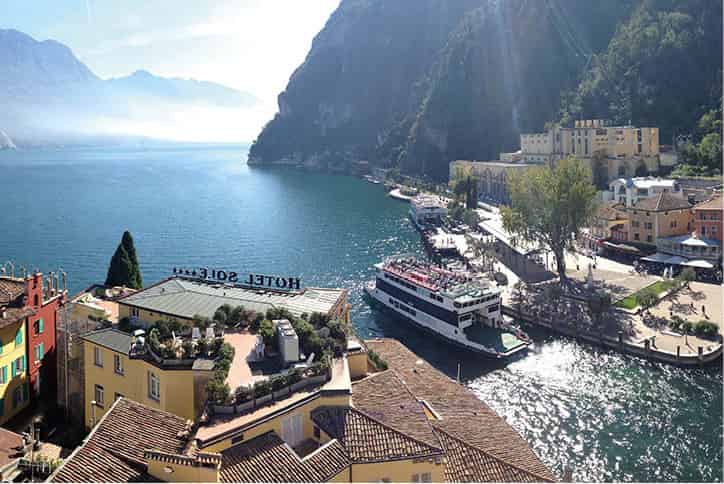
[{"xmin": 250, "ymin": 0, "xmax": 722, "ymax": 181}]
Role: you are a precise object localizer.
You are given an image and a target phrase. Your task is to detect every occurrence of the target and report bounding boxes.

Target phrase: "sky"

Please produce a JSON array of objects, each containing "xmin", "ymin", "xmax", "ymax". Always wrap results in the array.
[{"xmin": 3, "ymin": 0, "xmax": 340, "ymax": 141}]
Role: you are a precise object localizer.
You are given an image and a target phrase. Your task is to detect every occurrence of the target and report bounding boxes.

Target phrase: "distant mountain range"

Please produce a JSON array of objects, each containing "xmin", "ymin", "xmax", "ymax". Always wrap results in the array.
[{"xmin": 0, "ymin": 29, "xmax": 258, "ymax": 148}]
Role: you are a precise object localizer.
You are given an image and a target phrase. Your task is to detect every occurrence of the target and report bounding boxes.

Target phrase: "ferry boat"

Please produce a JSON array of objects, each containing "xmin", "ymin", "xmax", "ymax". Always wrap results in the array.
[{"xmin": 364, "ymin": 256, "xmax": 530, "ymax": 358}]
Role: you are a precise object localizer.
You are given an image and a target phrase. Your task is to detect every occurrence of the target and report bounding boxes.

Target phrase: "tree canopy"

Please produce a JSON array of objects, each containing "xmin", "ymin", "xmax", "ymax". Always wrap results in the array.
[
  {"xmin": 105, "ymin": 230, "xmax": 143, "ymax": 289},
  {"xmin": 501, "ymin": 157, "xmax": 597, "ymax": 284}
]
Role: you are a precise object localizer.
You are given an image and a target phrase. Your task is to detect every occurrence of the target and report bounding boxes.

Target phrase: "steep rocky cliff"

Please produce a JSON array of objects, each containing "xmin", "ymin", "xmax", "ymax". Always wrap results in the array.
[{"xmin": 250, "ymin": 0, "xmax": 721, "ymax": 180}]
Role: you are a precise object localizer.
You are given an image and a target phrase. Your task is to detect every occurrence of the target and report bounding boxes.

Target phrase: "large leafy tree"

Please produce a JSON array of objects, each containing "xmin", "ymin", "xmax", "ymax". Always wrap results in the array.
[
  {"xmin": 105, "ymin": 231, "xmax": 143, "ymax": 289},
  {"xmin": 501, "ymin": 157, "xmax": 597, "ymax": 285}
]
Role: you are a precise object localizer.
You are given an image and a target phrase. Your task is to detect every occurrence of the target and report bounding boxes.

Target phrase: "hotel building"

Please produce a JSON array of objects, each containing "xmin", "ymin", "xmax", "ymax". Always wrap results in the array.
[
  {"xmin": 117, "ymin": 275, "xmax": 350, "ymax": 327},
  {"xmin": 50, "ymin": 339, "xmax": 555, "ymax": 483}
]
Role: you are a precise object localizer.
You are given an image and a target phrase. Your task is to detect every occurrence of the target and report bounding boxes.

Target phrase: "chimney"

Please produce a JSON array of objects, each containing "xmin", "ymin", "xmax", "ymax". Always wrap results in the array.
[{"xmin": 1, "ymin": 307, "xmax": 7, "ymax": 319}]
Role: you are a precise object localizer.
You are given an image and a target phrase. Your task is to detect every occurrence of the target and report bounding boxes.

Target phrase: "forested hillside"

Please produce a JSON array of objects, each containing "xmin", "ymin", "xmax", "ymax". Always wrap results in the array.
[{"xmin": 249, "ymin": 0, "xmax": 722, "ymax": 181}]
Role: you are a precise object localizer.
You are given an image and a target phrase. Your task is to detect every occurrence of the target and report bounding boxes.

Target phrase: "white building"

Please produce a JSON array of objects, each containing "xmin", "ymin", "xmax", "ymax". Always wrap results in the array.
[
  {"xmin": 275, "ymin": 319, "xmax": 299, "ymax": 364},
  {"xmin": 603, "ymin": 177, "xmax": 684, "ymax": 207},
  {"xmin": 410, "ymin": 194, "xmax": 447, "ymax": 226}
]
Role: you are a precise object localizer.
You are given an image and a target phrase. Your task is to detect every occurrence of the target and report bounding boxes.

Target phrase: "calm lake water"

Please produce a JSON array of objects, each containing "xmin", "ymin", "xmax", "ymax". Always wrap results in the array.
[{"xmin": 0, "ymin": 145, "xmax": 720, "ymax": 481}]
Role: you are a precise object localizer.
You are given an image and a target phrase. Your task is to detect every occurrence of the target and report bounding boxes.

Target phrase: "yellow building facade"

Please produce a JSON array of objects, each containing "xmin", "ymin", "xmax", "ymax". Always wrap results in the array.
[
  {"xmin": 0, "ymin": 321, "xmax": 29, "ymax": 425},
  {"xmin": 82, "ymin": 328, "xmax": 213, "ymax": 429}
]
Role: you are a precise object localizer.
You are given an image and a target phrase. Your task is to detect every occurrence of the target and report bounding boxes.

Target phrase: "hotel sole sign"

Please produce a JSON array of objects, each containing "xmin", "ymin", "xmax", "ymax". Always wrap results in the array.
[{"xmin": 172, "ymin": 267, "xmax": 301, "ymax": 290}]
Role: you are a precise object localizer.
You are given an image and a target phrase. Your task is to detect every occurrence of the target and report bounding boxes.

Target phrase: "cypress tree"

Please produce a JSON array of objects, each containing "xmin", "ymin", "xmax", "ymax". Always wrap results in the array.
[{"xmin": 105, "ymin": 231, "xmax": 143, "ymax": 289}]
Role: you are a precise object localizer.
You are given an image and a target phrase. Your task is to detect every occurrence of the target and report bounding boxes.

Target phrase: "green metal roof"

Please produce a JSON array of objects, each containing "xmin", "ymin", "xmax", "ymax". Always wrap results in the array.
[
  {"xmin": 118, "ymin": 277, "xmax": 346, "ymax": 320},
  {"xmin": 82, "ymin": 328, "xmax": 133, "ymax": 354}
]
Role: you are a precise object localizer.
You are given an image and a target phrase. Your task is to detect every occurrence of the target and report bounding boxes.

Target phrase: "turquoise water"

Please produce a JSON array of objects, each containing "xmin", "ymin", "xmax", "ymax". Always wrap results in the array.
[{"xmin": 0, "ymin": 146, "xmax": 720, "ymax": 481}]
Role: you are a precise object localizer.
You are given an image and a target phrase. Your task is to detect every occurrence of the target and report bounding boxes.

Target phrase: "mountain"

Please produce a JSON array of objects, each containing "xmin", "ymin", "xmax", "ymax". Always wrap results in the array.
[
  {"xmin": 0, "ymin": 130, "xmax": 16, "ymax": 150},
  {"xmin": 106, "ymin": 69, "xmax": 257, "ymax": 108},
  {"xmin": 249, "ymin": 0, "xmax": 722, "ymax": 181},
  {"xmin": 0, "ymin": 29, "xmax": 258, "ymax": 146}
]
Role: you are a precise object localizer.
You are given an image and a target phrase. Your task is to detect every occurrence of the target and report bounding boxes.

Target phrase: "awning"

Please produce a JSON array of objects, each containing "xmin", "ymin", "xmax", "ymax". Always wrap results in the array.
[
  {"xmin": 666, "ymin": 256, "xmax": 687, "ymax": 265},
  {"xmin": 641, "ymin": 252, "xmax": 671, "ymax": 263},
  {"xmin": 603, "ymin": 241, "xmax": 641, "ymax": 254},
  {"xmin": 682, "ymin": 259, "xmax": 715, "ymax": 269}
]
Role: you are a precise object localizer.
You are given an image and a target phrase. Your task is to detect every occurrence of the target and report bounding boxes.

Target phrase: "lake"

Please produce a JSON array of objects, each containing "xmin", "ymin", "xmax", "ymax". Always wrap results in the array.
[{"xmin": 0, "ymin": 145, "xmax": 720, "ymax": 481}]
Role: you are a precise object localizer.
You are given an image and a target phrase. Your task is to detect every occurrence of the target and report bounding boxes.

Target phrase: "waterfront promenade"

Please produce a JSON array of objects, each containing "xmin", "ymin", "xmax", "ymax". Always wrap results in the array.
[{"xmin": 499, "ymin": 252, "xmax": 722, "ymax": 365}]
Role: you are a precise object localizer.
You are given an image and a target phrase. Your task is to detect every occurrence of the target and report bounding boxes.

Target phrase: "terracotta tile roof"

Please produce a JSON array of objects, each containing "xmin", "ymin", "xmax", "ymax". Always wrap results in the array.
[
  {"xmin": 435, "ymin": 427, "xmax": 552, "ymax": 482},
  {"xmin": 0, "ymin": 277, "xmax": 24, "ymax": 305},
  {"xmin": 596, "ymin": 201, "xmax": 625, "ymax": 221},
  {"xmin": 365, "ymin": 338, "xmax": 556, "ymax": 481},
  {"xmin": 311, "ymin": 406, "xmax": 442, "ymax": 463},
  {"xmin": 351, "ymin": 370, "xmax": 441, "ymax": 450},
  {"xmin": 0, "ymin": 427, "xmax": 24, "ymax": 468},
  {"xmin": 302, "ymin": 439, "xmax": 349, "ymax": 481},
  {"xmin": 633, "ymin": 191, "xmax": 691, "ymax": 212},
  {"xmin": 220, "ymin": 432, "xmax": 348, "ymax": 482},
  {"xmin": 50, "ymin": 398, "xmax": 189, "ymax": 483},
  {"xmin": 0, "ymin": 306, "xmax": 34, "ymax": 329},
  {"xmin": 694, "ymin": 195, "xmax": 723, "ymax": 211}
]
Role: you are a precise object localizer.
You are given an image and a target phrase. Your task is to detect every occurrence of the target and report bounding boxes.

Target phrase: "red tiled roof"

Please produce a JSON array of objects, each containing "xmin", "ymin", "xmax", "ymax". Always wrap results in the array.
[
  {"xmin": 351, "ymin": 370, "xmax": 441, "ymax": 450},
  {"xmin": 0, "ymin": 307, "xmax": 34, "ymax": 330},
  {"xmin": 435, "ymin": 427, "xmax": 552, "ymax": 482},
  {"xmin": 0, "ymin": 427, "xmax": 23, "ymax": 469},
  {"xmin": 365, "ymin": 338, "xmax": 556, "ymax": 481},
  {"xmin": 0, "ymin": 278, "xmax": 24, "ymax": 305},
  {"xmin": 633, "ymin": 191, "xmax": 691, "ymax": 212},
  {"xmin": 596, "ymin": 201, "xmax": 625, "ymax": 221},
  {"xmin": 50, "ymin": 398, "xmax": 189, "ymax": 483},
  {"xmin": 694, "ymin": 196, "xmax": 723, "ymax": 211},
  {"xmin": 311, "ymin": 406, "xmax": 442, "ymax": 463},
  {"xmin": 220, "ymin": 432, "xmax": 348, "ymax": 482}
]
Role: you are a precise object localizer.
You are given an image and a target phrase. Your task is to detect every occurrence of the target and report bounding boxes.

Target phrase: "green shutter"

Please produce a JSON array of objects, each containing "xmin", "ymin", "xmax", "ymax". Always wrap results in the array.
[
  {"xmin": 22, "ymin": 383, "xmax": 28, "ymax": 402},
  {"xmin": 1, "ymin": 367, "xmax": 6, "ymax": 385},
  {"xmin": 14, "ymin": 329, "xmax": 22, "ymax": 347},
  {"xmin": 10, "ymin": 361, "xmax": 15, "ymax": 377},
  {"xmin": 38, "ymin": 319, "xmax": 44, "ymax": 334},
  {"xmin": 22, "ymin": 356, "xmax": 26, "ymax": 372},
  {"xmin": 0, "ymin": 398, "xmax": 4, "ymax": 416},
  {"xmin": 0, "ymin": 340, "xmax": 3, "ymax": 355},
  {"xmin": 39, "ymin": 344, "xmax": 44, "ymax": 360}
]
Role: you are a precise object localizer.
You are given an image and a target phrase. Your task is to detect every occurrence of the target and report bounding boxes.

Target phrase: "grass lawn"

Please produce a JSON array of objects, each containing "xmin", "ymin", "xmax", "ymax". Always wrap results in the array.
[{"xmin": 615, "ymin": 280, "xmax": 674, "ymax": 309}]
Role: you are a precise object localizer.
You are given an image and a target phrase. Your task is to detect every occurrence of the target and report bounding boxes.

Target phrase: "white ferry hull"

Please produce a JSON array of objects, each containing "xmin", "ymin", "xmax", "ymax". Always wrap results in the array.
[{"xmin": 365, "ymin": 284, "xmax": 508, "ymax": 358}]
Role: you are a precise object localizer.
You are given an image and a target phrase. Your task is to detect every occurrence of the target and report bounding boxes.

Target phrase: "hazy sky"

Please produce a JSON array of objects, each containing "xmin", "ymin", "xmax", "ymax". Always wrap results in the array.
[{"xmin": 4, "ymin": 0, "xmax": 339, "ymax": 138}]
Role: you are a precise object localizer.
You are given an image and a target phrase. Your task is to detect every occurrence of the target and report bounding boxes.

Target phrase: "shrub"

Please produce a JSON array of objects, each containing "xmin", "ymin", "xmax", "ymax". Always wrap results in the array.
[
  {"xmin": 287, "ymin": 369, "xmax": 302, "ymax": 386},
  {"xmin": 309, "ymin": 312, "xmax": 330, "ymax": 328},
  {"xmin": 192, "ymin": 314, "xmax": 212, "ymax": 331},
  {"xmin": 259, "ymin": 320, "xmax": 277, "ymax": 349},
  {"xmin": 236, "ymin": 385, "xmax": 252, "ymax": 403},
  {"xmin": 266, "ymin": 308, "xmax": 294, "ymax": 321},
  {"xmin": 635, "ymin": 288, "xmax": 658, "ymax": 309},
  {"xmin": 271, "ymin": 375, "xmax": 288, "ymax": 391},
  {"xmin": 669, "ymin": 315, "xmax": 685, "ymax": 331},
  {"xmin": 181, "ymin": 340, "xmax": 195, "ymax": 359},
  {"xmin": 250, "ymin": 313, "xmax": 265, "ymax": 332},
  {"xmin": 694, "ymin": 320, "xmax": 719, "ymax": 338},
  {"xmin": 253, "ymin": 379, "xmax": 272, "ymax": 398},
  {"xmin": 681, "ymin": 320, "xmax": 694, "ymax": 333},
  {"xmin": 206, "ymin": 376, "xmax": 231, "ymax": 405},
  {"xmin": 677, "ymin": 267, "xmax": 696, "ymax": 287},
  {"xmin": 197, "ymin": 338, "xmax": 209, "ymax": 357},
  {"xmin": 213, "ymin": 304, "xmax": 234, "ymax": 325},
  {"xmin": 161, "ymin": 345, "xmax": 177, "ymax": 359}
]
